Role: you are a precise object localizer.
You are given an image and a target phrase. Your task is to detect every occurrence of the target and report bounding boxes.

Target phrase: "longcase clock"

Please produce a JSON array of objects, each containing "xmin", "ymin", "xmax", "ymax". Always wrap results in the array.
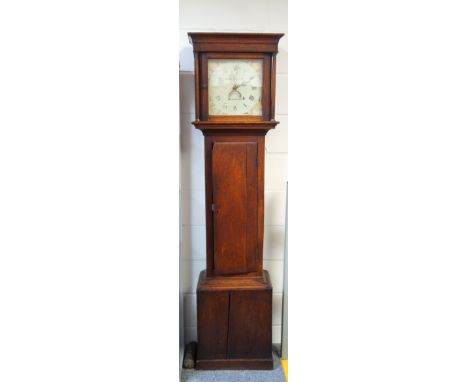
[{"xmin": 188, "ymin": 32, "xmax": 284, "ymax": 370}]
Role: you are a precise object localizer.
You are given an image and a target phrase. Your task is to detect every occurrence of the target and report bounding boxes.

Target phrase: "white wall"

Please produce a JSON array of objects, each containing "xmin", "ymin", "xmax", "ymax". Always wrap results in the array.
[{"xmin": 179, "ymin": 0, "xmax": 288, "ymax": 344}]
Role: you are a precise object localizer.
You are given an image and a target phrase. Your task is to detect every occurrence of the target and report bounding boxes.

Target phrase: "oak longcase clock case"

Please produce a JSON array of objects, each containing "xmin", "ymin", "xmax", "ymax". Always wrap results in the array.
[{"xmin": 188, "ymin": 32, "xmax": 283, "ymax": 370}]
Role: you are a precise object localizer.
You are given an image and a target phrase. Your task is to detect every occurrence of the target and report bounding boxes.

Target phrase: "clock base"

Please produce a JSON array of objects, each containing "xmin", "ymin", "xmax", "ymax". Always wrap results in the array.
[
  {"xmin": 196, "ymin": 270, "xmax": 273, "ymax": 370},
  {"xmin": 196, "ymin": 357, "xmax": 273, "ymax": 370}
]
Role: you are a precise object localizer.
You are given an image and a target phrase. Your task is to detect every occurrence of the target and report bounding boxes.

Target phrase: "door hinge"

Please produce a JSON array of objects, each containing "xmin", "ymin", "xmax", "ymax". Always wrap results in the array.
[{"xmin": 212, "ymin": 203, "xmax": 215, "ymax": 212}]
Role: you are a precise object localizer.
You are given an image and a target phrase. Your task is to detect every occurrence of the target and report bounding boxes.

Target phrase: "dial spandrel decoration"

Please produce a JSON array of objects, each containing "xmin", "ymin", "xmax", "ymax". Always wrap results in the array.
[{"xmin": 208, "ymin": 59, "xmax": 263, "ymax": 116}]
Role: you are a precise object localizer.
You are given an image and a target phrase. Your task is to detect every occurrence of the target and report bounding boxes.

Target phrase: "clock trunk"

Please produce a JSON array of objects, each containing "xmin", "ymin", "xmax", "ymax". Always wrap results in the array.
[
  {"xmin": 212, "ymin": 141, "xmax": 258, "ymax": 275},
  {"xmin": 204, "ymin": 134, "xmax": 265, "ymax": 278}
]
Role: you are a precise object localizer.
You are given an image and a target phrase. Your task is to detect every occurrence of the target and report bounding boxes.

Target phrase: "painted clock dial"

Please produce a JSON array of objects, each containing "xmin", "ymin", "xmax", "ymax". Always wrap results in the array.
[{"xmin": 208, "ymin": 59, "xmax": 263, "ymax": 116}]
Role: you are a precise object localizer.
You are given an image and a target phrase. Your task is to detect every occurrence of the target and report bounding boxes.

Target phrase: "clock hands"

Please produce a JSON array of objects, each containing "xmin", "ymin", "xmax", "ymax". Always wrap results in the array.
[
  {"xmin": 228, "ymin": 77, "xmax": 253, "ymax": 101},
  {"xmin": 233, "ymin": 78, "xmax": 252, "ymax": 88},
  {"xmin": 228, "ymin": 84, "xmax": 242, "ymax": 100},
  {"xmin": 223, "ymin": 66, "xmax": 257, "ymax": 103}
]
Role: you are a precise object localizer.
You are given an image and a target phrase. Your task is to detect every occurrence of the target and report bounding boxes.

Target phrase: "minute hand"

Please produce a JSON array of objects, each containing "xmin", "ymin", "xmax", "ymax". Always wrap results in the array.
[{"xmin": 237, "ymin": 79, "xmax": 252, "ymax": 87}]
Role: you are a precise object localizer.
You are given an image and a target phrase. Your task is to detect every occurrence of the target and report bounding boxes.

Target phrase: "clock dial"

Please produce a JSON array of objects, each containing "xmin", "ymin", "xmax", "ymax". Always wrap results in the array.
[{"xmin": 208, "ymin": 59, "xmax": 263, "ymax": 116}]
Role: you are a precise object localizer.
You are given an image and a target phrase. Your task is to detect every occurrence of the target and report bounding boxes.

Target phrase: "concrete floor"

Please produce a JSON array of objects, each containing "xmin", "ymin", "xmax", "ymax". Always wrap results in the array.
[{"xmin": 180, "ymin": 349, "xmax": 286, "ymax": 382}]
